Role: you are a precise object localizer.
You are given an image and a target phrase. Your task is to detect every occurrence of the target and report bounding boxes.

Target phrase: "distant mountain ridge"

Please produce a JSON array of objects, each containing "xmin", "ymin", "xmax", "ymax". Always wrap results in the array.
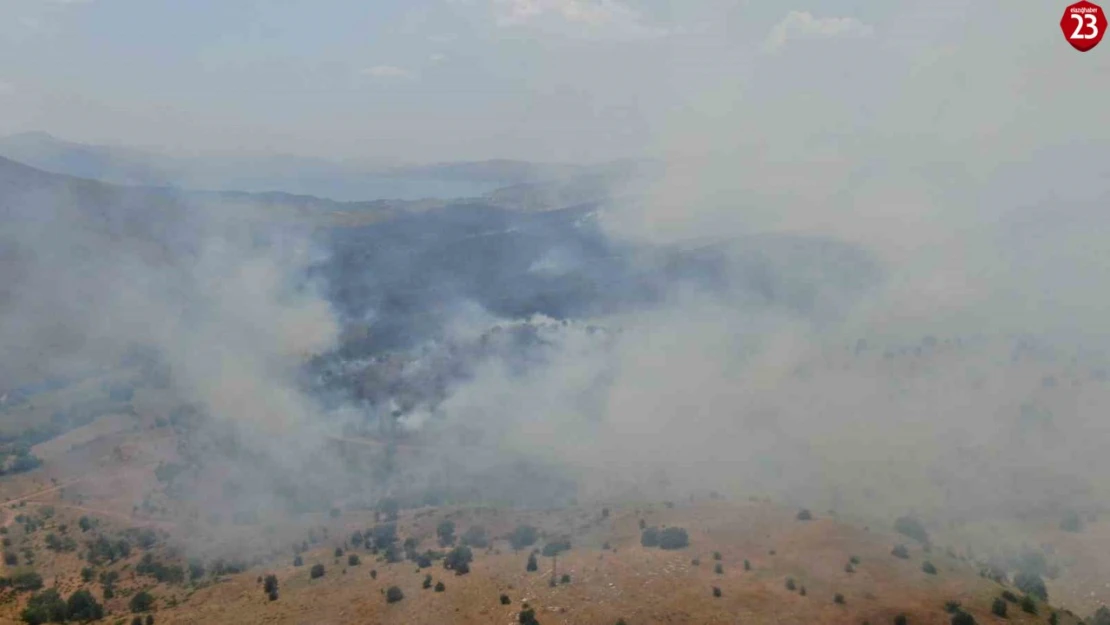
[{"xmin": 0, "ymin": 132, "xmax": 615, "ymax": 202}]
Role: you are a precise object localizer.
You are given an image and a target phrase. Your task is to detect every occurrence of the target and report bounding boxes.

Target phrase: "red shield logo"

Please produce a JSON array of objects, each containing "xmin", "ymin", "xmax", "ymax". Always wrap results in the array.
[{"xmin": 1061, "ymin": 1, "xmax": 1107, "ymax": 52}]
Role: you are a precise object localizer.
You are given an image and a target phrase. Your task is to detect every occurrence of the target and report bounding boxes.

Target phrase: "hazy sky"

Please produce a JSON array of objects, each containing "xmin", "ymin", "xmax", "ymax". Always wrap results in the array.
[{"xmin": 0, "ymin": 0, "xmax": 1106, "ymax": 163}]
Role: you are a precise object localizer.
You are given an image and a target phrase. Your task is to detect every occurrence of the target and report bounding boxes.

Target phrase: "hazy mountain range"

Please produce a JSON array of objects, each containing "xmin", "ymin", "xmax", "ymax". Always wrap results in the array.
[{"xmin": 0, "ymin": 131, "xmax": 625, "ymax": 203}]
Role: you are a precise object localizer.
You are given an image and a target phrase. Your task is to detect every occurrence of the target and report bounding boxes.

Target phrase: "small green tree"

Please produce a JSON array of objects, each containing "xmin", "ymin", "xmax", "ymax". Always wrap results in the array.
[
  {"xmin": 894, "ymin": 516, "xmax": 929, "ymax": 544},
  {"xmin": 526, "ymin": 553, "xmax": 538, "ymax": 572},
  {"xmin": 435, "ymin": 581, "xmax": 445, "ymax": 592},
  {"xmin": 20, "ymin": 589, "xmax": 66, "ymax": 625},
  {"xmin": 1014, "ymin": 571, "xmax": 1048, "ymax": 601},
  {"xmin": 658, "ymin": 527, "xmax": 689, "ymax": 550},
  {"xmin": 1020, "ymin": 594, "xmax": 1037, "ymax": 614},
  {"xmin": 1059, "ymin": 510, "xmax": 1083, "ymax": 533},
  {"xmin": 510, "ymin": 525, "xmax": 538, "ymax": 550},
  {"xmin": 445, "ymin": 545, "xmax": 473, "ymax": 573},
  {"xmin": 129, "ymin": 590, "xmax": 154, "ymax": 613},
  {"xmin": 991, "ymin": 597, "xmax": 1007, "ymax": 618},
  {"xmin": 66, "ymin": 588, "xmax": 104, "ymax": 622},
  {"xmin": 13, "ymin": 571, "xmax": 44, "ymax": 591},
  {"xmin": 461, "ymin": 525, "xmax": 489, "ymax": 548},
  {"xmin": 437, "ymin": 520, "xmax": 456, "ymax": 546}
]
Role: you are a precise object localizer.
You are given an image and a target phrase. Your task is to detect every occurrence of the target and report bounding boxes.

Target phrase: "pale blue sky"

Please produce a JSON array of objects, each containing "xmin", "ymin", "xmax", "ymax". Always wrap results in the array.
[{"xmin": 0, "ymin": 0, "xmax": 1106, "ymax": 163}]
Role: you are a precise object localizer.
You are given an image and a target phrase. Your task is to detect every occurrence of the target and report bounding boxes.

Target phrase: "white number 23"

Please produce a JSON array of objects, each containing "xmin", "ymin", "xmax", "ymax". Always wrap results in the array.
[{"xmin": 1071, "ymin": 13, "xmax": 1100, "ymax": 39}]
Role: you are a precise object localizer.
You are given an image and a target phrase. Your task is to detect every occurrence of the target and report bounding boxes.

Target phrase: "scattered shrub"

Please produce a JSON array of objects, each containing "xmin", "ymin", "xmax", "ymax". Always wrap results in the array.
[
  {"xmin": 845, "ymin": 562, "xmax": 855, "ymax": 573},
  {"xmin": 991, "ymin": 597, "xmax": 1007, "ymax": 618},
  {"xmin": 744, "ymin": 559, "xmax": 751, "ymax": 571},
  {"xmin": 714, "ymin": 563, "xmax": 723, "ymax": 575},
  {"xmin": 386, "ymin": 586, "xmax": 404, "ymax": 603},
  {"xmin": 894, "ymin": 615, "xmax": 908, "ymax": 625},
  {"xmin": 713, "ymin": 551, "xmax": 722, "ymax": 561},
  {"xmin": 943, "ymin": 600, "xmax": 962, "ymax": 614},
  {"xmin": 785, "ymin": 577, "xmax": 796, "ymax": 591},
  {"xmin": 922, "ymin": 561, "xmax": 937, "ymax": 575},
  {"xmin": 293, "ymin": 555, "xmax": 303, "ymax": 567},
  {"xmin": 526, "ymin": 553, "xmax": 538, "ymax": 572},
  {"xmin": 348, "ymin": 554, "xmax": 360, "ymax": 566},
  {"xmin": 423, "ymin": 574, "xmax": 433, "ymax": 589},
  {"xmin": 560, "ymin": 573, "xmax": 570, "ymax": 584},
  {"xmin": 796, "ymin": 509, "xmax": 813, "ymax": 521},
  {"xmin": 850, "ymin": 555, "xmax": 861, "ymax": 565},
  {"xmin": 951, "ymin": 611, "xmax": 976, "ymax": 625},
  {"xmin": 712, "ymin": 586, "xmax": 722, "ymax": 597},
  {"xmin": 891, "ymin": 544, "xmax": 910, "ymax": 559},
  {"xmin": 640, "ymin": 527, "xmax": 659, "ymax": 547},
  {"xmin": 1000, "ymin": 590, "xmax": 1018, "ymax": 603},
  {"xmin": 370, "ymin": 569, "xmax": 377, "ymax": 579},
  {"xmin": 519, "ymin": 607, "xmax": 539, "ymax": 625},
  {"xmin": 310, "ymin": 564, "xmax": 325, "ymax": 579},
  {"xmin": 435, "ymin": 581, "xmax": 445, "ymax": 592},
  {"xmin": 500, "ymin": 594, "xmax": 511, "ymax": 605}
]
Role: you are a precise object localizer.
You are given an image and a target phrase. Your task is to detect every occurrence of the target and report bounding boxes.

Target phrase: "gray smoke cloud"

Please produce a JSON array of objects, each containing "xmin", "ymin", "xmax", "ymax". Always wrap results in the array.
[{"xmin": 2, "ymin": 0, "xmax": 1110, "ymax": 615}]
